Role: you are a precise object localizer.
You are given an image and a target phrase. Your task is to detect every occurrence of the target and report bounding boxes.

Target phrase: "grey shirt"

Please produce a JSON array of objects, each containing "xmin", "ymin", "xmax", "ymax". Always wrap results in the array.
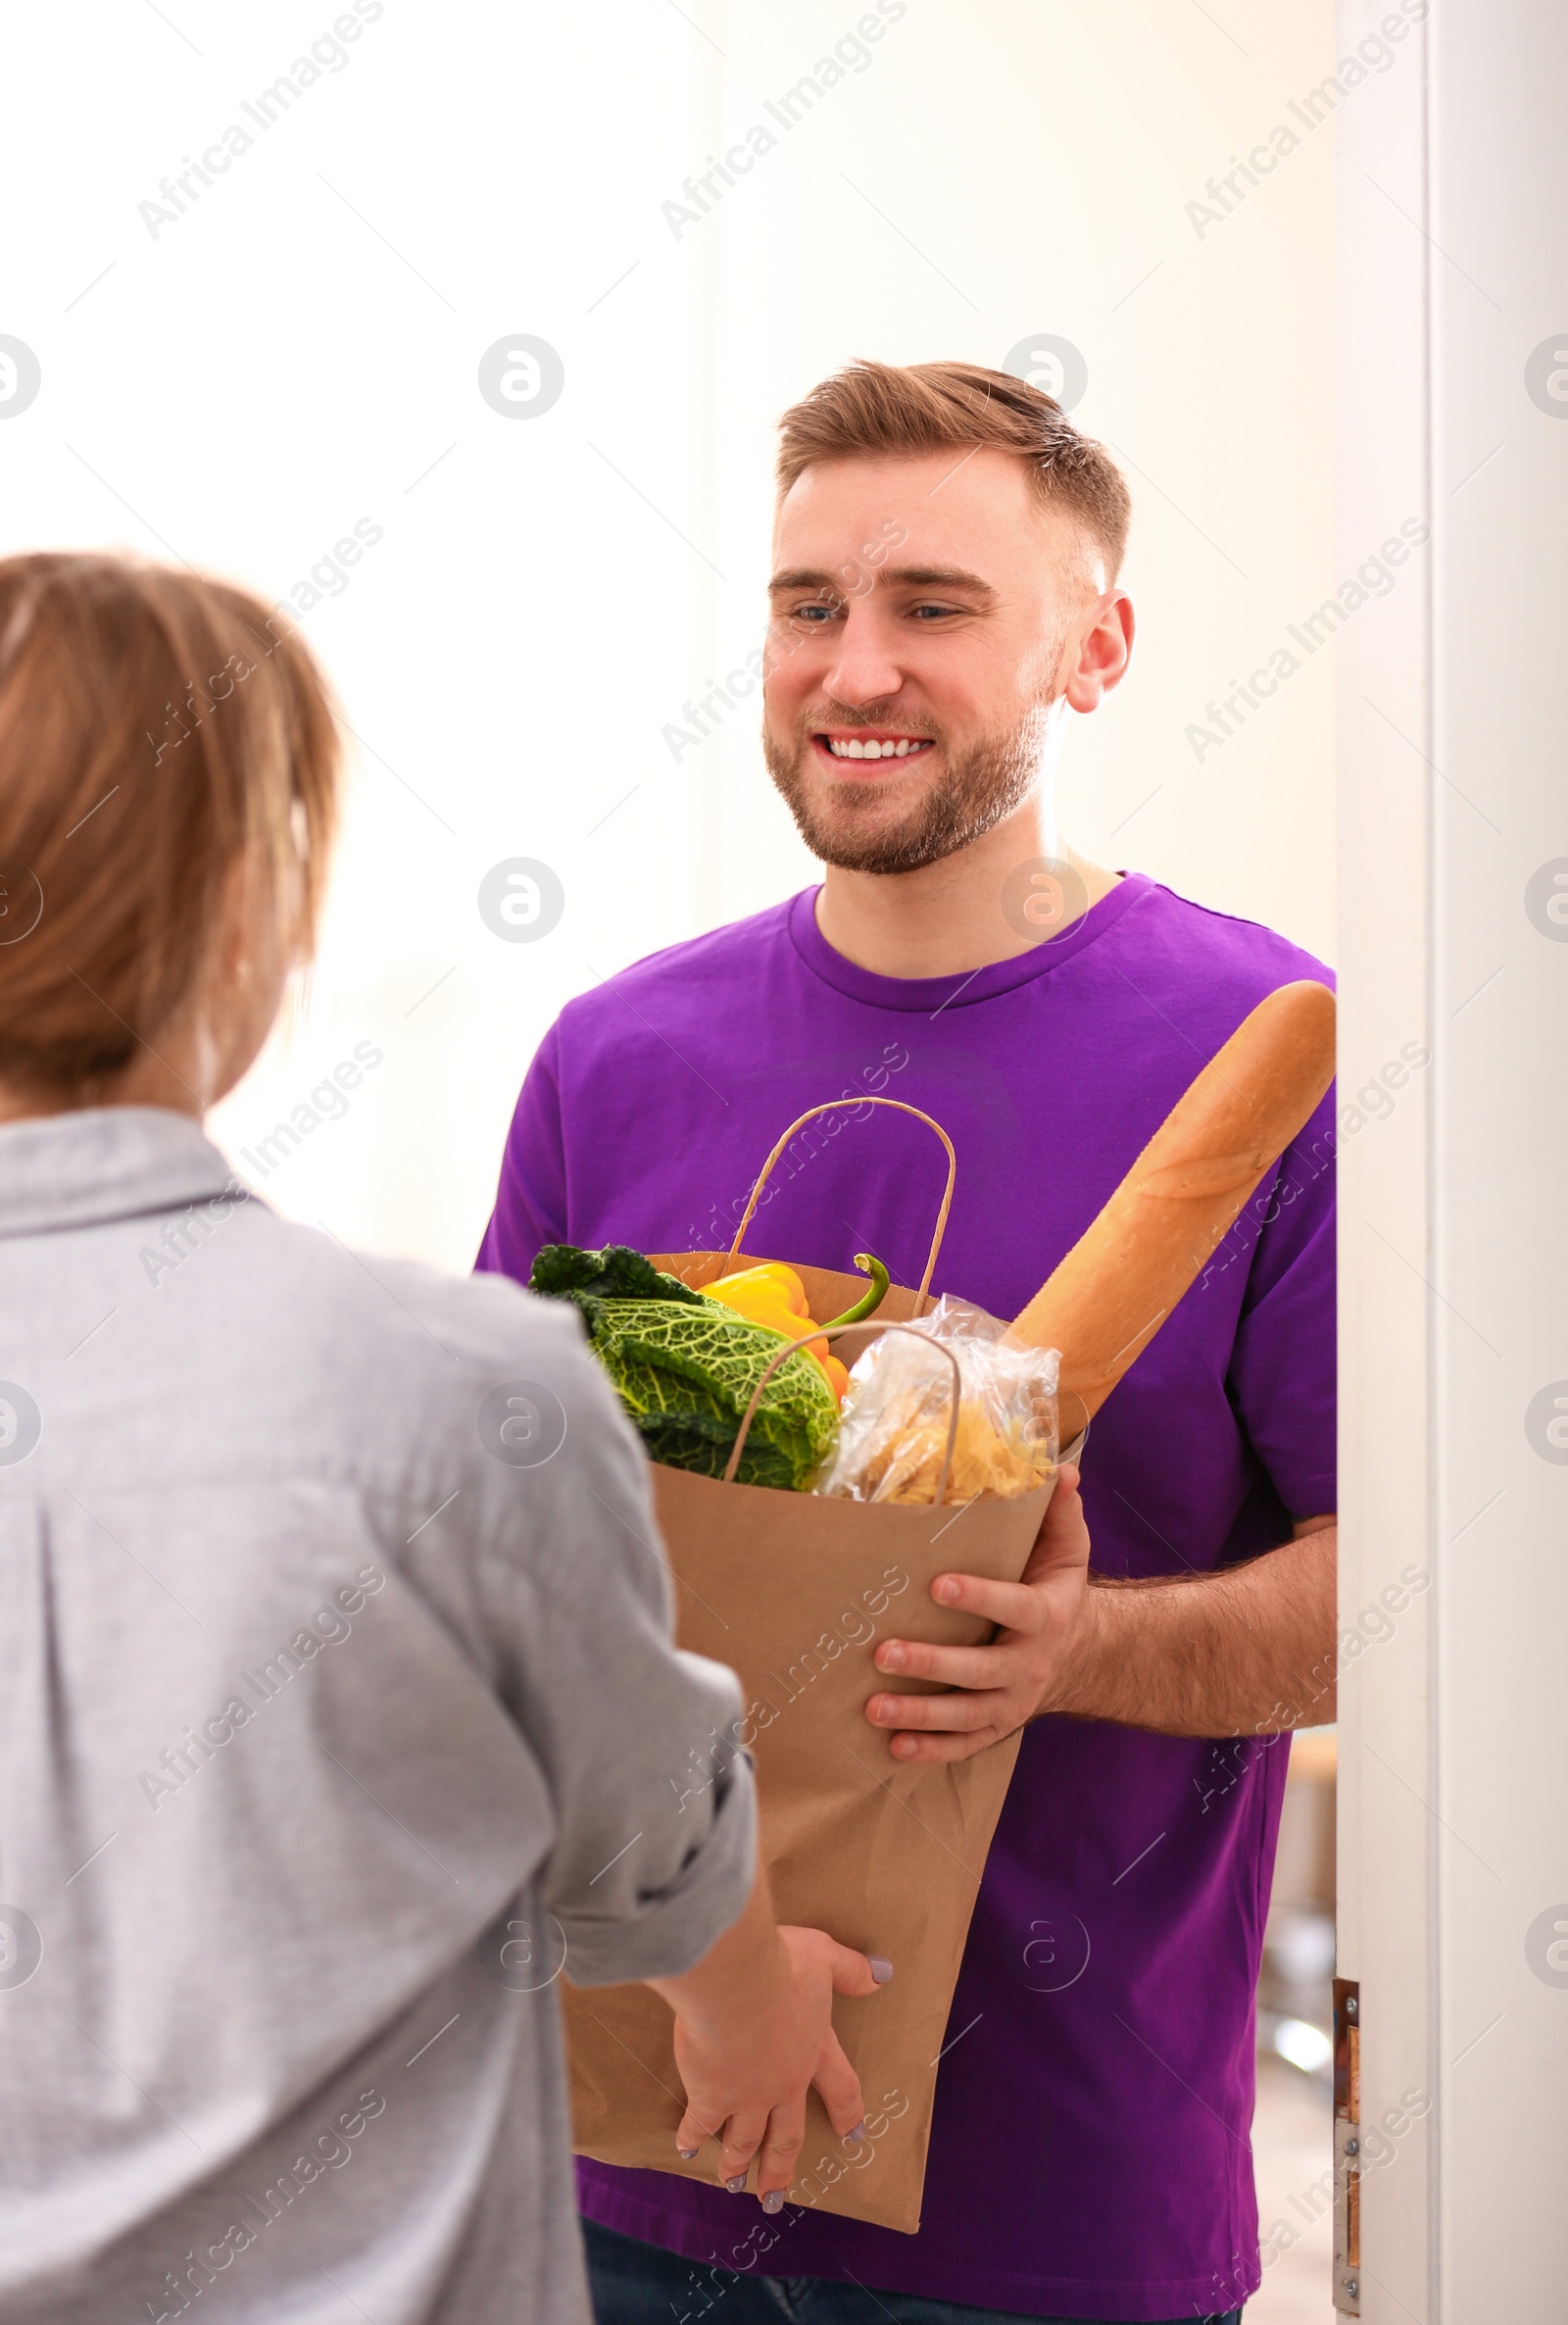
[{"xmin": 0, "ymin": 1108, "xmax": 755, "ymax": 2325}]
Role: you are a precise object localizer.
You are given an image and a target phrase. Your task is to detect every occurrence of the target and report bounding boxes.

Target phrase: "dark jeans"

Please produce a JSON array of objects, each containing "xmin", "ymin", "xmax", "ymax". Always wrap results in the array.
[{"xmin": 582, "ymin": 2218, "xmax": 1245, "ymax": 2325}]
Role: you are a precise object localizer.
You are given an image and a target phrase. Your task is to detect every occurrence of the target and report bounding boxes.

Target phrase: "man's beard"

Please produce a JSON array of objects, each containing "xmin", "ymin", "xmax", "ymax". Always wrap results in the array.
[{"xmin": 763, "ymin": 698, "xmax": 1051, "ymax": 875}]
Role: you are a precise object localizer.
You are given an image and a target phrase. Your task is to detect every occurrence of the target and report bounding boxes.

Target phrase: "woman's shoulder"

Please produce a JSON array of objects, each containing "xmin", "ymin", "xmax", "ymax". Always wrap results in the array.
[
  {"xmin": 121, "ymin": 1197, "xmax": 612, "ymax": 1510},
  {"xmin": 234, "ymin": 1201, "xmax": 591, "ymax": 1395}
]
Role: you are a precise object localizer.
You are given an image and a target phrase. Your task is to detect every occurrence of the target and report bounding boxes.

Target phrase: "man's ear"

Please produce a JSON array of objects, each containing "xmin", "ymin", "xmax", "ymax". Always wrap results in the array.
[{"xmin": 1062, "ymin": 592, "xmax": 1135, "ymax": 715}]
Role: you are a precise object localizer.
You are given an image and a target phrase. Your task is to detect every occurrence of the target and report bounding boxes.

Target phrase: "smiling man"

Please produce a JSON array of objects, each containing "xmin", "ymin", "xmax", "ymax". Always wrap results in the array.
[{"xmin": 478, "ymin": 361, "xmax": 1338, "ymax": 2325}]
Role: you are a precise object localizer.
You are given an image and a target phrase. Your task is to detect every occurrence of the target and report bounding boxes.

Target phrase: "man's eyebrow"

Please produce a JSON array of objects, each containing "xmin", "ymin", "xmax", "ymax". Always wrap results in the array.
[
  {"xmin": 766, "ymin": 567, "xmax": 838, "ymax": 593},
  {"xmin": 766, "ymin": 563, "xmax": 998, "ymax": 597},
  {"xmin": 880, "ymin": 564, "xmax": 997, "ymax": 595}
]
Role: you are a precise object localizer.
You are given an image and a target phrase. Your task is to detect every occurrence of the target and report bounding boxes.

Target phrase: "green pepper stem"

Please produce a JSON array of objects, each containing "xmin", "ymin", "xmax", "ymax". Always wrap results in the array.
[{"xmin": 820, "ymin": 1252, "xmax": 891, "ymax": 1331}]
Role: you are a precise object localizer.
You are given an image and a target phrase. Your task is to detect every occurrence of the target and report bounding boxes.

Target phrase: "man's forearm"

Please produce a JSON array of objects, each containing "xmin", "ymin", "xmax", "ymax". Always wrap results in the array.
[{"xmin": 1040, "ymin": 1526, "xmax": 1338, "ymax": 1738}]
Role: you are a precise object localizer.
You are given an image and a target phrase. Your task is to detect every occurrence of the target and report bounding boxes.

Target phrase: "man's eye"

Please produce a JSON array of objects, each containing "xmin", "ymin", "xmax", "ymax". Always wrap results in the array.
[
  {"xmin": 909, "ymin": 602, "xmax": 960, "ymax": 620},
  {"xmin": 790, "ymin": 602, "xmax": 839, "ymax": 623}
]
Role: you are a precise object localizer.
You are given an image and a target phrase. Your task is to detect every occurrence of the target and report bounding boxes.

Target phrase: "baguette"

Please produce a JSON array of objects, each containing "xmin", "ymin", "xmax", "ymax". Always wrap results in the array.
[{"xmin": 1007, "ymin": 980, "xmax": 1336, "ymax": 1439}]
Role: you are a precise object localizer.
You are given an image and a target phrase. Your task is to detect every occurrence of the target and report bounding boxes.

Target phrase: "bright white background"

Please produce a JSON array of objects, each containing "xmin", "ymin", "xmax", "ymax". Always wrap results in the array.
[{"xmin": 1, "ymin": 0, "xmax": 1342, "ymax": 1270}]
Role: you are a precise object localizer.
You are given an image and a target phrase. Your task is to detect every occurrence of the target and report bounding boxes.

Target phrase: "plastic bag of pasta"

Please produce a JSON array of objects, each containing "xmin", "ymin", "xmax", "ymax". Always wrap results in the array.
[{"xmin": 813, "ymin": 1297, "xmax": 1060, "ymax": 1505}]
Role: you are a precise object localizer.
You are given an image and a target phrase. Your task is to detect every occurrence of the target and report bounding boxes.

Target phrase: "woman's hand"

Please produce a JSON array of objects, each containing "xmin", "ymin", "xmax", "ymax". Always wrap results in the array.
[
  {"xmin": 863, "ymin": 1462, "xmax": 1092, "ymax": 1763},
  {"xmin": 646, "ymin": 1880, "xmax": 888, "ymax": 2208}
]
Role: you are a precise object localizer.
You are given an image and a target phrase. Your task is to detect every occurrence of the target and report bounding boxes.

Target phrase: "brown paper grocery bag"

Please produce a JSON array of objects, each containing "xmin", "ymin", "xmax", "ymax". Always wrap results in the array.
[{"xmin": 564, "ymin": 1104, "xmax": 1063, "ymax": 2235}]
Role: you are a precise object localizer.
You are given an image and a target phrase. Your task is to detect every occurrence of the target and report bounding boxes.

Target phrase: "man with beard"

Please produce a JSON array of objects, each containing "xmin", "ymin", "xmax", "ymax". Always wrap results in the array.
[{"xmin": 478, "ymin": 361, "xmax": 1338, "ymax": 2325}]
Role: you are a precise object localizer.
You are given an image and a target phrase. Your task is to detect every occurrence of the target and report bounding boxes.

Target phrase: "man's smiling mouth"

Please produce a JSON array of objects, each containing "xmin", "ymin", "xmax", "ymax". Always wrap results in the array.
[{"xmin": 811, "ymin": 728, "xmax": 936, "ymax": 763}]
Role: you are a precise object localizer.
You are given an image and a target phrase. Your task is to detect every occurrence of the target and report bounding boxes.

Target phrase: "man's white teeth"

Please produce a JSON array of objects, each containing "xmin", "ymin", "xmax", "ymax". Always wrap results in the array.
[{"xmin": 826, "ymin": 737, "xmax": 926, "ymax": 759}]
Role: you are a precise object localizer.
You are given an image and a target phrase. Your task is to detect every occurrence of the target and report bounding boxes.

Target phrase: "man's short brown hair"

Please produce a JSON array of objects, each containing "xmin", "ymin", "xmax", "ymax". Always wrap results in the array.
[
  {"xmin": 0, "ymin": 552, "xmax": 339, "ymax": 1096},
  {"xmin": 776, "ymin": 359, "xmax": 1131, "ymax": 579}
]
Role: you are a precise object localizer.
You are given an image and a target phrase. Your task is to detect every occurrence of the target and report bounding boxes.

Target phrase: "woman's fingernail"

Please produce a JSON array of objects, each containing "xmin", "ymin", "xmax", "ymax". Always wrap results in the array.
[
  {"xmin": 869, "ymin": 1956, "xmax": 894, "ymax": 1984},
  {"xmin": 880, "ymin": 1644, "xmax": 906, "ymax": 1670},
  {"xmin": 934, "ymin": 1576, "xmax": 960, "ymax": 1604},
  {"xmin": 725, "ymin": 2175, "xmax": 747, "ymax": 2194},
  {"xmin": 761, "ymin": 2190, "xmax": 785, "ymax": 2213},
  {"xmin": 678, "ymin": 2148, "xmax": 699, "ymax": 2159},
  {"xmin": 846, "ymin": 2121, "xmax": 866, "ymax": 2145}
]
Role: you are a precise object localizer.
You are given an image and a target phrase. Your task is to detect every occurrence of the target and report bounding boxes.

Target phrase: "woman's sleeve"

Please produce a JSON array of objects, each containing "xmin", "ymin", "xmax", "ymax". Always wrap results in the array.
[{"xmin": 471, "ymin": 1312, "xmax": 756, "ymax": 1987}]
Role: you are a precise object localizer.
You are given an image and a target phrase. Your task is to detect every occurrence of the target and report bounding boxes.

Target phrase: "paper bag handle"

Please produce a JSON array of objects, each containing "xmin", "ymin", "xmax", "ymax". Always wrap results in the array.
[
  {"xmin": 721, "ymin": 1322, "xmax": 963, "ymax": 1506},
  {"xmin": 725, "ymin": 1099, "xmax": 957, "ymax": 1307}
]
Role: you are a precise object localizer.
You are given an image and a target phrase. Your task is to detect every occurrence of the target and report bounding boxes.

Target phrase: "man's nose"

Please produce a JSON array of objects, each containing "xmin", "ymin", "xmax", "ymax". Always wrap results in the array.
[{"xmin": 824, "ymin": 610, "xmax": 904, "ymax": 710}]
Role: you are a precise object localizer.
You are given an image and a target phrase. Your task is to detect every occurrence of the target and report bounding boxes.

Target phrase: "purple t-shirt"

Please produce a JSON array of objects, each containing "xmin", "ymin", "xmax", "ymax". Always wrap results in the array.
[{"xmin": 476, "ymin": 874, "xmax": 1336, "ymax": 2321}]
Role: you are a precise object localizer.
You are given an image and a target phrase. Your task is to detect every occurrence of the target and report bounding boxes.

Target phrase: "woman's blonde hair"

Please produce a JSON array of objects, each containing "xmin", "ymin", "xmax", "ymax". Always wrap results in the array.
[{"xmin": 0, "ymin": 552, "xmax": 340, "ymax": 1095}]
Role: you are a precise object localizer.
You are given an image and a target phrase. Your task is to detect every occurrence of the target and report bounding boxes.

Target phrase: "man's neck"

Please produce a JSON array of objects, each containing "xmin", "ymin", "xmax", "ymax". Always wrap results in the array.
[{"xmin": 812, "ymin": 797, "xmax": 1123, "ymax": 980}]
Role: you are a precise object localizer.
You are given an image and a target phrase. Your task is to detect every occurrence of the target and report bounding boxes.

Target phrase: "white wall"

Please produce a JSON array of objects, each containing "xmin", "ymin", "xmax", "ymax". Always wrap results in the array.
[
  {"xmin": 2, "ymin": 0, "xmax": 1337, "ymax": 1269},
  {"xmin": 1339, "ymin": 1, "xmax": 1568, "ymax": 2316}
]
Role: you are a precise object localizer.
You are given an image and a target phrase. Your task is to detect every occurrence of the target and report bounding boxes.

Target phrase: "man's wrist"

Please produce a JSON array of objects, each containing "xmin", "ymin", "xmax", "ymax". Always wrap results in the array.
[{"xmin": 1033, "ymin": 1570, "xmax": 1111, "ymax": 1720}]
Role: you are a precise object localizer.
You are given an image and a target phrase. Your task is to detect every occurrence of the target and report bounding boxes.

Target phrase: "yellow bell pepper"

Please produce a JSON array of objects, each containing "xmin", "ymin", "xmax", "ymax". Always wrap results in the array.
[
  {"xmin": 702, "ymin": 1266, "xmax": 849, "ymax": 1405},
  {"xmin": 705, "ymin": 1261, "xmax": 810, "ymax": 1318}
]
